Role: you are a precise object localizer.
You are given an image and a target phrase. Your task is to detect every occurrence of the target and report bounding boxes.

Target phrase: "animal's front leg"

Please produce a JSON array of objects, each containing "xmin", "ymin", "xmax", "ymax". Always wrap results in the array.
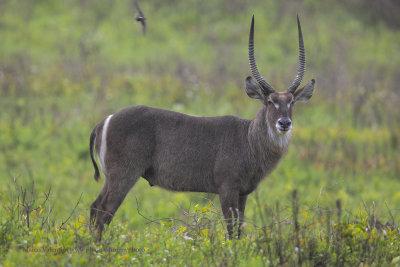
[
  {"xmin": 238, "ymin": 194, "xmax": 248, "ymax": 238},
  {"xmin": 218, "ymin": 185, "xmax": 239, "ymax": 239}
]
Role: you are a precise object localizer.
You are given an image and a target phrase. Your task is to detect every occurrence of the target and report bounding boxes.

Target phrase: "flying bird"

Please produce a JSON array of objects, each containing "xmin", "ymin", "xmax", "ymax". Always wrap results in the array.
[{"xmin": 134, "ymin": 1, "xmax": 146, "ymax": 36}]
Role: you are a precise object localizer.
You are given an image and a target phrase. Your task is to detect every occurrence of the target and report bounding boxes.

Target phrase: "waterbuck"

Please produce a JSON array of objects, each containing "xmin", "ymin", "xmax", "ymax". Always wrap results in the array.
[{"xmin": 89, "ymin": 15, "xmax": 315, "ymax": 239}]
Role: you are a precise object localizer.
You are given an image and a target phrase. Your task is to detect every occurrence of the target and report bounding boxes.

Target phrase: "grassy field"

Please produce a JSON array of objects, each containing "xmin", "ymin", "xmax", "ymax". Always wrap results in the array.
[{"xmin": 1, "ymin": 0, "xmax": 400, "ymax": 266}]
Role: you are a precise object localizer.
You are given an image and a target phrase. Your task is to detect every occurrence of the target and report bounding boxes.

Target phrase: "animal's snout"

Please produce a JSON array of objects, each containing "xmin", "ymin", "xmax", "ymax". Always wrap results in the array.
[{"xmin": 277, "ymin": 118, "xmax": 292, "ymax": 132}]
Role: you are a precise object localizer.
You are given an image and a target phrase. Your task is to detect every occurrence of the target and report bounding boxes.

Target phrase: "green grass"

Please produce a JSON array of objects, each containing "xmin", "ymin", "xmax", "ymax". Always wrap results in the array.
[
  {"xmin": 2, "ymin": 183, "xmax": 400, "ymax": 266},
  {"xmin": 1, "ymin": 0, "xmax": 400, "ymax": 266}
]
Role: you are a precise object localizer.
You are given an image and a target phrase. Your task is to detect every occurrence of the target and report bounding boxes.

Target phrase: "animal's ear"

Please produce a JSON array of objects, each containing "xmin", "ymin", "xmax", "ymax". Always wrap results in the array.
[
  {"xmin": 294, "ymin": 79, "xmax": 315, "ymax": 103},
  {"xmin": 245, "ymin": 76, "xmax": 265, "ymax": 100}
]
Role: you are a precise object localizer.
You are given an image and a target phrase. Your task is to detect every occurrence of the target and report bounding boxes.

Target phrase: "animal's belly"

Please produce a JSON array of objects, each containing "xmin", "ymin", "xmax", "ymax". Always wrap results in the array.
[{"xmin": 144, "ymin": 167, "xmax": 218, "ymax": 193}]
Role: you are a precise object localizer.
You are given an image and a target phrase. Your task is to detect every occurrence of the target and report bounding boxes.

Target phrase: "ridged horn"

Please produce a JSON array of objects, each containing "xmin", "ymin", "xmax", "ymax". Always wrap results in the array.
[
  {"xmin": 248, "ymin": 15, "xmax": 275, "ymax": 95},
  {"xmin": 287, "ymin": 15, "xmax": 306, "ymax": 94}
]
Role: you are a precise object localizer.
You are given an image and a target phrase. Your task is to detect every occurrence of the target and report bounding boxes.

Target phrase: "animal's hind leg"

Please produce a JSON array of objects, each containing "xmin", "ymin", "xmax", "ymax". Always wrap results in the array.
[
  {"xmin": 90, "ymin": 181, "xmax": 108, "ymax": 227},
  {"xmin": 94, "ymin": 169, "xmax": 141, "ymax": 239}
]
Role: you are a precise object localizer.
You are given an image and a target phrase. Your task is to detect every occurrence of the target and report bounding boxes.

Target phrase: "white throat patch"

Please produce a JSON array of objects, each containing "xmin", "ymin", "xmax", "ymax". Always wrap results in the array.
[{"xmin": 267, "ymin": 120, "xmax": 292, "ymax": 148}]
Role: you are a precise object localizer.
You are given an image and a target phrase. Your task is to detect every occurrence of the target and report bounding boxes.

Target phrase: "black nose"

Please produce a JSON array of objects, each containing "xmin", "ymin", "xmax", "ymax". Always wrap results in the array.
[{"xmin": 278, "ymin": 118, "xmax": 292, "ymax": 130}]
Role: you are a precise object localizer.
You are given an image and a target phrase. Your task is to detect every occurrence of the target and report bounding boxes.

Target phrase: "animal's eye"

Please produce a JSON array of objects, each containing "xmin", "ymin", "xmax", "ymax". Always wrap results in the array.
[{"xmin": 268, "ymin": 100, "xmax": 279, "ymax": 109}]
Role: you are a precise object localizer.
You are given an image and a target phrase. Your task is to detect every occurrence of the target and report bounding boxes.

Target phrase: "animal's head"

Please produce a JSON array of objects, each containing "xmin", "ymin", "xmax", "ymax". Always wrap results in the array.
[{"xmin": 245, "ymin": 15, "xmax": 315, "ymax": 136}]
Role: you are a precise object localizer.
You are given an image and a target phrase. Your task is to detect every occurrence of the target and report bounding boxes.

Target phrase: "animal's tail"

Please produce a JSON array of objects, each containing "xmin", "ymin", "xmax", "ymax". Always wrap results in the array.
[{"xmin": 90, "ymin": 125, "xmax": 100, "ymax": 182}]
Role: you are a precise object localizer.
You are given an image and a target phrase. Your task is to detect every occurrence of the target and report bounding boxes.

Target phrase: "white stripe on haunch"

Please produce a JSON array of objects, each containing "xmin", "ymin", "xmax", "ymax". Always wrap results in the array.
[{"xmin": 98, "ymin": 115, "xmax": 113, "ymax": 175}]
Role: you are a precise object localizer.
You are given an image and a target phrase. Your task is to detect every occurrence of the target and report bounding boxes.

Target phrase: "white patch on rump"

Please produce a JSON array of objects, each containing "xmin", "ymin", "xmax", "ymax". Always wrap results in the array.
[{"xmin": 98, "ymin": 115, "xmax": 113, "ymax": 175}]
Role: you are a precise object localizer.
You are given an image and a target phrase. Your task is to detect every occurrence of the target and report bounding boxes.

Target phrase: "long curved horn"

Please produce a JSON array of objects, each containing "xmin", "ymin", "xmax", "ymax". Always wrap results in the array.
[
  {"xmin": 248, "ymin": 15, "xmax": 275, "ymax": 95},
  {"xmin": 287, "ymin": 15, "xmax": 306, "ymax": 94}
]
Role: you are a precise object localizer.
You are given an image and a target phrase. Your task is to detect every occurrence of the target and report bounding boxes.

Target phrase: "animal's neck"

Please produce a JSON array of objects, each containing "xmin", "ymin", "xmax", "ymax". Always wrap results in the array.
[{"xmin": 248, "ymin": 106, "xmax": 291, "ymax": 172}]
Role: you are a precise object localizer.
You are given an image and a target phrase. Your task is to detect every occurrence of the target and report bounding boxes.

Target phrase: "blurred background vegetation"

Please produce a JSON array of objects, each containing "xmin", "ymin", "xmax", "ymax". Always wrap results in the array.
[{"xmin": 1, "ymin": 0, "xmax": 400, "ymax": 229}]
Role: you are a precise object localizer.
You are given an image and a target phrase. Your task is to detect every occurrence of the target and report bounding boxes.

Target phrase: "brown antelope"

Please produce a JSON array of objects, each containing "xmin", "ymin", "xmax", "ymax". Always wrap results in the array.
[{"xmin": 89, "ymin": 15, "xmax": 315, "ymax": 239}]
